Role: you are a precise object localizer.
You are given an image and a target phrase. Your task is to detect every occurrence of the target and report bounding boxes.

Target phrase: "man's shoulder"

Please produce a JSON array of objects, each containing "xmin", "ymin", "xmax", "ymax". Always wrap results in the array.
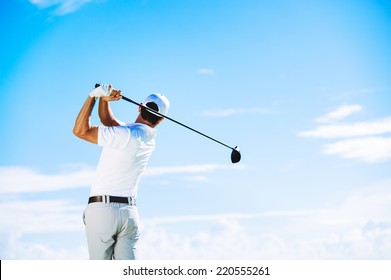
[{"xmin": 127, "ymin": 123, "xmax": 157, "ymax": 139}]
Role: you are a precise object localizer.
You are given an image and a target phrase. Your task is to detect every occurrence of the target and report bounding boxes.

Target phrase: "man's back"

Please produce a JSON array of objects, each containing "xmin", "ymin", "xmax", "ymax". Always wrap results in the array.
[{"xmin": 91, "ymin": 123, "xmax": 157, "ymax": 198}]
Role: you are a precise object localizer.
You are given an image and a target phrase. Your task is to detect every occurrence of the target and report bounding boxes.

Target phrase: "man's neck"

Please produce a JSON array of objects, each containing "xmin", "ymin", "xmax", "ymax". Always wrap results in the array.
[{"xmin": 135, "ymin": 115, "xmax": 155, "ymax": 128}]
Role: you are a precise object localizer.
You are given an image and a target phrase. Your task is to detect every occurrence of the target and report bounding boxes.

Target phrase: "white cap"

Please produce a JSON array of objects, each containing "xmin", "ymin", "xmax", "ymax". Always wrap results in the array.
[{"xmin": 142, "ymin": 93, "xmax": 170, "ymax": 116}]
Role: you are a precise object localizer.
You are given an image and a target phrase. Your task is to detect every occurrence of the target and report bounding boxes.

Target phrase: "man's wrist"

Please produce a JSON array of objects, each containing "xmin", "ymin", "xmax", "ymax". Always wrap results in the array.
[{"xmin": 99, "ymin": 97, "xmax": 110, "ymax": 103}]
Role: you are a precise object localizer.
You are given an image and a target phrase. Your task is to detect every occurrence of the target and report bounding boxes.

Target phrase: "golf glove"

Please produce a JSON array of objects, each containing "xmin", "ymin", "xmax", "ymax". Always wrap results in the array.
[{"xmin": 89, "ymin": 84, "xmax": 112, "ymax": 98}]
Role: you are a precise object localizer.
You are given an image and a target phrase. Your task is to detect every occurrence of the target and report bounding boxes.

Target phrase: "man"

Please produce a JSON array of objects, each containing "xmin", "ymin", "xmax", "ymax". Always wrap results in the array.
[{"xmin": 73, "ymin": 84, "xmax": 169, "ymax": 260}]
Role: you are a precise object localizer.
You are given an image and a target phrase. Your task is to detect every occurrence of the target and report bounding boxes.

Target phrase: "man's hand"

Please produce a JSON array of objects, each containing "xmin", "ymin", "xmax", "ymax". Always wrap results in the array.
[
  {"xmin": 89, "ymin": 84, "xmax": 115, "ymax": 98},
  {"xmin": 100, "ymin": 87, "xmax": 122, "ymax": 102}
]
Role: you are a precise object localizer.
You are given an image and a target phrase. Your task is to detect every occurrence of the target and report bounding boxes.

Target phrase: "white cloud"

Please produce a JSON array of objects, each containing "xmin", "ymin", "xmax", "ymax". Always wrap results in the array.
[
  {"xmin": 142, "ymin": 210, "xmax": 307, "ymax": 227},
  {"xmin": 0, "ymin": 198, "xmax": 87, "ymax": 259},
  {"xmin": 202, "ymin": 107, "xmax": 271, "ymax": 117},
  {"xmin": 30, "ymin": 0, "xmax": 59, "ymax": 8},
  {"xmin": 0, "ymin": 199, "xmax": 84, "ymax": 233},
  {"xmin": 138, "ymin": 218, "xmax": 391, "ymax": 259},
  {"xmin": 0, "ymin": 164, "xmax": 244, "ymax": 194},
  {"xmin": 4, "ymin": 241, "xmax": 87, "ymax": 260},
  {"xmin": 139, "ymin": 179, "xmax": 391, "ymax": 259},
  {"xmin": 29, "ymin": 0, "xmax": 91, "ymax": 15},
  {"xmin": 299, "ymin": 117, "xmax": 391, "ymax": 139},
  {"xmin": 0, "ymin": 166, "xmax": 95, "ymax": 194},
  {"xmin": 298, "ymin": 104, "xmax": 391, "ymax": 163},
  {"xmin": 1, "ymin": 179, "xmax": 391, "ymax": 259},
  {"xmin": 323, "ymin": 137, "xmax": 391, "ymax": 163},
  {"xmin": 197, "ymin": 68, "xmax": 215, "ymax": 76},
  {"xmin": 145, "ymin": 164, "xmax": 244, "ymax": 176},
  {"xmin": 315, "ymin": 104, "xmax": 362, "ymax": 123}
]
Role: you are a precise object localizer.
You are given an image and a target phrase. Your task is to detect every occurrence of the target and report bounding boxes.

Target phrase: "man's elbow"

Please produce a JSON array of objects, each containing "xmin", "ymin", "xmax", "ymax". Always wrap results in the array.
[
  {"xmin": 73, "ymin": 127, "xmax": 85, "ymax": 139},
  {"xmin": 73, "ymin": 127, "xmax": 98, "ymax": 144},
  {"xmin": 73, "ymin": 129, "xmax": 81, "ymax": 138}
]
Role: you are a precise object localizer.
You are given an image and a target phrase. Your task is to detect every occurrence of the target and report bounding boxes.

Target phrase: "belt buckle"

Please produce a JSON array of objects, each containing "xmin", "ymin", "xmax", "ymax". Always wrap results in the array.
[
  {"xmin": 128, "ymin": 197, "xmax": 136, "ymax": 205},
  {"xmin": 103, "ymin": 195, "xmax": 110, "ymax": 204}
]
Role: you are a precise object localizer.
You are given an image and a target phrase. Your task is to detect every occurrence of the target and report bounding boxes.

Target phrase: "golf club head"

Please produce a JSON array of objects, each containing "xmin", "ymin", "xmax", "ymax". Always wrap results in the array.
[{"xmin": 231, "ymin": 146, "xmax": 241, "ymax": 163}]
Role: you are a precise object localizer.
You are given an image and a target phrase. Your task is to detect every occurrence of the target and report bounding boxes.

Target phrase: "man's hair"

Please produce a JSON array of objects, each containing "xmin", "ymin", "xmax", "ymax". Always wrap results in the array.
[{"xmin": 141, "ymin": 102, "xmax": 163, "ymax": 125}]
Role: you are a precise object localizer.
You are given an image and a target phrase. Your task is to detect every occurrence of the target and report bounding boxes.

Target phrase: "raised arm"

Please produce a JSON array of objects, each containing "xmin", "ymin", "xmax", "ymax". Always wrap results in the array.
[
  {"xmin": 73, "ymin": 84, "xmax": 122, "ymax": 144},
  {"xmin": 99, "ymin": 87, "xmax": 123, "ymax": 126},
  {"xmin": 73, "ymin": 96, "xmax": 99, "ymax": 144}
]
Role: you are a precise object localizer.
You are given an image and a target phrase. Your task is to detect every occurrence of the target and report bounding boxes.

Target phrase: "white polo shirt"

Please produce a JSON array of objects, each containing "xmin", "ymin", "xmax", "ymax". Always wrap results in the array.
[{"xmin": 90, "ymin": 123, "xmax": 157, "ymax": 198}]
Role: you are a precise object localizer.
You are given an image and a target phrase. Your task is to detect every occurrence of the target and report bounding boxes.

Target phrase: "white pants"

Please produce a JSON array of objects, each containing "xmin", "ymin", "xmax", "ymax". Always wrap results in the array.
[{"xmin": 83, "ymin": 202, "xmax": 140, "ymax": 260}]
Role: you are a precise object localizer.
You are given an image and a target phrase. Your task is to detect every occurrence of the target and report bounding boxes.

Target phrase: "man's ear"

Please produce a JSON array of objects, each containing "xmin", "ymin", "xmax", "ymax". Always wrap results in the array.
[{"xmin": 138, "ymin": 106, "xmax": 141, "ymax": 112}]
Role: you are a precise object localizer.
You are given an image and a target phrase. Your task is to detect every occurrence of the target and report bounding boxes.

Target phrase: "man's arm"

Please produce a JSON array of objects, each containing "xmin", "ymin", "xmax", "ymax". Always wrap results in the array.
[
  {"xmin": 99, "ymin": 87, "xmax": 123, "ymax": 126},
  {"xmin": 73, "ymin": 96, "xmax": 99, "ymax": 144}
]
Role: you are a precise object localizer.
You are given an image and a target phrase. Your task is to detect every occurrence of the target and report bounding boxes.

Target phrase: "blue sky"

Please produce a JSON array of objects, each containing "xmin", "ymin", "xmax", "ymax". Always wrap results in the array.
[{"xmin": 1, "ymin": 0, "xmax": 391, "ymax": 259}]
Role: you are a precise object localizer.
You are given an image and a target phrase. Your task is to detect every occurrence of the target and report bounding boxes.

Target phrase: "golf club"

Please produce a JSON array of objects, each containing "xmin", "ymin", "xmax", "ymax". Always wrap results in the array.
[{"xmin": 95, "ymin": 84, "xmax": 241, "ymax": 163}]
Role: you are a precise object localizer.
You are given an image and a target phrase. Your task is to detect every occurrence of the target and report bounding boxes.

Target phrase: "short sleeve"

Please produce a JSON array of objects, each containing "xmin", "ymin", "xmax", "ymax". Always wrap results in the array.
[{"xmin": 98, "ymin": 126, "xmax": 130, "ymax": 149}]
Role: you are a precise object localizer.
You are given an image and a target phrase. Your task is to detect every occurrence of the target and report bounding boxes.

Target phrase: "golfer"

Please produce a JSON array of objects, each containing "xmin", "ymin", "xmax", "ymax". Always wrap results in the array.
[{"xmin": 73, "ymin": 84, "xmax": 169, "ymax": 260}]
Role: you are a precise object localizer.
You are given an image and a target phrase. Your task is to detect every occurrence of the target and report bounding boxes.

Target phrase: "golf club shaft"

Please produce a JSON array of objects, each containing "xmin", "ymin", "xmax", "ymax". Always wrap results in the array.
[{"xmin": 121, "ymin": 95, "xmax": 234, "ymax": 151}]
